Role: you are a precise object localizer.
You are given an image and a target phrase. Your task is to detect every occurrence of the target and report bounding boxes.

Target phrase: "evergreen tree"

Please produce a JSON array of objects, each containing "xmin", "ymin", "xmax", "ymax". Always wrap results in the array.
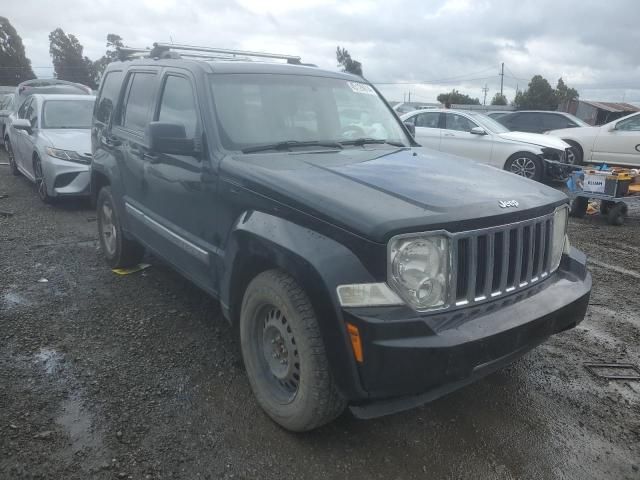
[{"xmin": 0, "ymin": 17, "xmax": 36, "ymax": 85}]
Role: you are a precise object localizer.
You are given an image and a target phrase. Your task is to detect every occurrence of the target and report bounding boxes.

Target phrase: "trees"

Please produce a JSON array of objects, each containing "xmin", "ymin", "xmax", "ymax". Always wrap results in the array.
[
  {"xmin": 0, "ymin": 17, "xmax": 35, "ymax": 85},
  {"xmin": 513, "ymin": 75, "xmax": 558, "ymax": 110},
  {"xmin": 514, "ymin": 75, "xmax": 579, "ymax": 110},
  {"xmin": 555, "ymin": 77, "xmax": 579, "ymax": 105},
  {"xmin": 491, "ymin": 93, "xmax": 507, "ymax": 106},
  {"xmin": 336, "ymin": 46, "xmax": 363, "ymax": 76},
  {"xmin": 94, "ymin": 34, "xmax": 124, "ymax": 77},
  {"xmin": 437, "ymin": 89, "xmax": 480, "ymax": 106},
  {"xmin": 49, "ymin": 28, "xmax": 99, "ymax": 89}
]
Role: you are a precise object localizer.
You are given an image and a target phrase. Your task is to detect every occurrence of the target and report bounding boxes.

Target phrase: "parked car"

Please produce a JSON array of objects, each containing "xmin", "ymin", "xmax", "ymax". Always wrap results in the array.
[
  {"xmin": 6, "ymin": 94, "xmax": 95, "ymax": 203},
  {"xmin": 497, "ymin": 110, "xmax": 590, "ymax": 134},
  {"xmin": 2, "ymin": 79, "xmax": 92, "ymax": 146},
  {"xmin": 546, "ymin": 111, "xmax": 640, "ymax": 166},
  {"xmin": 91, "ymin": 43, "xmax": 590, "ymax": 432},
  {"xmin": 401, "ymin": 108, "xmax": 572, "ymax": 181},
  {"xmin": 0, "ymin": 93, "xmax": 14, "ymax": 144}
]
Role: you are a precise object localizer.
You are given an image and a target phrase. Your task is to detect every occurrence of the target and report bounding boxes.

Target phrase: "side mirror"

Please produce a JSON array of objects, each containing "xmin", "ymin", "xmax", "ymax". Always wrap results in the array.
[
  {"xmin": 13, "ymin": 118, "xmax": 32, "ymax": 134},
  {"xmin": 470, "ymin": 126, "xmax": 487, "ymax": 135},
  {"xmin": 608, "ymin": 124, "xmax": 617, "ymax": 132},
  {"xmin": 147, "ymin": 122, "xmax": 199, "ymax": 156},
  {"xmin": 403, "ymin": 121, "xmax": 416, "ymax": 136}
]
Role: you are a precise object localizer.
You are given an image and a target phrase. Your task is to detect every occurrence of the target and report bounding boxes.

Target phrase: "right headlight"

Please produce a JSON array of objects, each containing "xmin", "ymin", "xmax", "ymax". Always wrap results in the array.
[
  {"xmin": 388, "ymin": 233, "xmax": 450, "ymax": 311},
  {"xmin": 550, "ymin": 205, "xmax": 569, "ymax": 272}
]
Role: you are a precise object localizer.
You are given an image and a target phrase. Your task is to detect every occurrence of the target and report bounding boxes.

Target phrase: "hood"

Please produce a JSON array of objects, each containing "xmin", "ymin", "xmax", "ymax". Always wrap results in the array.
[
  {"xmin": 222, "ymin": 147, "xmax": 567, "ymax": 243},
  {"xmin": 498, "ymin": 131, "xmax": 569, "ymax": 150},
  {"xmin": 40, "ymin": 129, "xmax": 92, "ymax": 155}
]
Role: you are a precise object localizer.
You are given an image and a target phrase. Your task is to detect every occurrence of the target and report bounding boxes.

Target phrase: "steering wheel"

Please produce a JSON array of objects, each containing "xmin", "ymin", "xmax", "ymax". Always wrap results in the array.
[{"xmin": 339, "ymin": 124, "xmax": 366, "ymax": 140}]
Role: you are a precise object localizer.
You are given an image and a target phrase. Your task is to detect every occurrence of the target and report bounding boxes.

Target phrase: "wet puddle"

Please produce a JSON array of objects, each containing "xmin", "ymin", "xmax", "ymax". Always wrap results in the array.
[{"xmin": 2, "ymin": 291, "xmax": 32, "ymax": 309}]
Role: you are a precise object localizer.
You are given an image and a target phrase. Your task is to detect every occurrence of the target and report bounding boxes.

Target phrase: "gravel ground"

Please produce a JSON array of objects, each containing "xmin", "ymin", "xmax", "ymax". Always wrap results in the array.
[{"xmin": 1, "ymin": 151, "xmax": 639, "ymax": 480}]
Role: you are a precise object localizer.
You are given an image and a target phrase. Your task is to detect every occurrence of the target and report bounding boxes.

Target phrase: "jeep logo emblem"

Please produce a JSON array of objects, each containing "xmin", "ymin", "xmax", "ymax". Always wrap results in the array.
[{"xmin": 499, "ymin": 200, "xmax": 519, "ymax": 208}]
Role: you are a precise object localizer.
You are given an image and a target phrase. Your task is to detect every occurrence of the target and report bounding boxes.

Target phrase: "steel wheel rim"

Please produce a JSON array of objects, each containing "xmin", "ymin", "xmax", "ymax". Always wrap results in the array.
[
  {"xmin": 255, "ymin": 305, "xmax": 300, "ymax": 404},
  {"xmin": 510, "ymin": 157, "xmax": 536, "ymax": 178},
  {"xmin": 34, "ymin": 160, "xmax": 47, "ymax": 201},
  {"xmin": 100, "ymin": 200, "xmax": 117, "ymax": 256}
]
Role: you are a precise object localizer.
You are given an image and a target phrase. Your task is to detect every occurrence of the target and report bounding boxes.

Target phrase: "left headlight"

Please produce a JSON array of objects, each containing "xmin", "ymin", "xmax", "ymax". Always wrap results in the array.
[
  {"xmin": 388, "ymin": 233, "xmax": 450, "ymax": 311},
  {"xmin": 550, "ymin": 205, "xmax": 569, "ymax": 272},
  {"xmin": 45, "ymin": 147, "xmax": 88, "ymax": 163}
]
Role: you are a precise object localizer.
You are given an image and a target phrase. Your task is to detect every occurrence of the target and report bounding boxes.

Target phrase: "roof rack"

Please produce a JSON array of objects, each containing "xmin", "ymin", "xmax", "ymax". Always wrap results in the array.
[{"xmin": 118, "ymin": 43, "xmax": 303, "ymax": 65}]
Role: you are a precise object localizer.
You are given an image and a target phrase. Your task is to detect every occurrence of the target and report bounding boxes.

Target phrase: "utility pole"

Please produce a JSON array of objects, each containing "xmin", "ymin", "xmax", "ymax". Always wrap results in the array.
[
  {"xmin": 482, "ymin": 84, "xmax": 489, "ymax": 105},
  {"xmin": 500, "ymin": 62, "xmax": 504, "ymax": 97},
  {"xmin": 408, "ymin": 91, "xmax": 411, "ymax": 103}
]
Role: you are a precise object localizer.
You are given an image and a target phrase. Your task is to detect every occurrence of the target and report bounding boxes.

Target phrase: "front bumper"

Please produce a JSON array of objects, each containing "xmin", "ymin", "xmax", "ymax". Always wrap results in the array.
[
  {"xmin": 342, "ymin": 247, "xmax": 591, "ymax": 419},
  {"xmin": 42, "ymin": 155, "xmax": 90, "ymax": 197}
]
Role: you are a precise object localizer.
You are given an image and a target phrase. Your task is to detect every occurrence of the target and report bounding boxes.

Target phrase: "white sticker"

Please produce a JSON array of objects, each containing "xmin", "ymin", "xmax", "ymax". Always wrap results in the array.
[
  {"xmin": 583, "ymin": 174, "xmax": 606, "ymax": 193},
  {"xmin": 348, "ymin": 82, "xmax": 376, "ymax": 95}
]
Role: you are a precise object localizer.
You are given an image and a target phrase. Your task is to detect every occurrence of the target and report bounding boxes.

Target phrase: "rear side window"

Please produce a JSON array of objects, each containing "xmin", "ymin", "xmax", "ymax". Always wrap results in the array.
[
  {"xmin": 120, "ymin": 72, "xmax": 156, "ymax": 133},
  {"xmin": 157, "ymin": 76, "xmax": 198, "ymax": 138},
  {"xmin": 95, "ymin": 70, "xmax": 124, "ymax": 126}
]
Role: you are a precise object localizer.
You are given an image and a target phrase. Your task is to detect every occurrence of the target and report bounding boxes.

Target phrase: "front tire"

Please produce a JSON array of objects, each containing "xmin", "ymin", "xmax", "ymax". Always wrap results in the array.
[
  {"xmin": 564, "ymin": 140, "xmax": 583, "ymax": 165},
  {"xmin": 505, "ymin": 152, "xmax": 543, "ymax": 182},
  {"xmin": 33, "ymin": 156, "xmax": 54, "ymax": 204},
  {"xmin": 97, "ymin": 186, "xmax": 145, "ymax": 268},
  {"xmin": 6, "ymin": 138, "xmax": 20, "ymax": 176},
  {"xmin": 240, "ymin": 270, "xmax": 346, "ymax": 432}
]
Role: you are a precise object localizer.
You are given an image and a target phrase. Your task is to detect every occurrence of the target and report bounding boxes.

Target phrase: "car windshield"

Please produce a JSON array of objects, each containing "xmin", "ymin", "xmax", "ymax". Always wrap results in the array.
[
  {"xmin": 468, "ymin": 112, "xmax": 510, "ymax": 133},
  {"xmin": 42, "ymin": 100, "xmax": 95, "ymax": 129},
  {"xmin": 209, "ymin": 73, "xmax": 409, "ymax": 151}
]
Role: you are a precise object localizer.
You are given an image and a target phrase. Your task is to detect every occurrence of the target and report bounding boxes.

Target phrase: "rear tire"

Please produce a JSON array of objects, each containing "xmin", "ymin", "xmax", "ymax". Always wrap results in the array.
[
  {"xmin": 97, "ymin": 186, "xmax": 145, "ymax": 268},
  {"xmin": 240, "ymin": 269, "xmax": 346, "ymax": 432},
  {"xmin": 570, "ymin": 197, "xmax": 588, "ymax": 218},
  {"xmin": 6, "ymin": 138, "xmax": 20, "ymax": 176},
  {"xmin": 504, "ymin": 152, "xmax": 543, "ymax": 182}
]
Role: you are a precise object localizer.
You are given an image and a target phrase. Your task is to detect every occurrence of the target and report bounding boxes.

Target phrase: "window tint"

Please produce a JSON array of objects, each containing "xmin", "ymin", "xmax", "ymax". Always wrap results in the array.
[
  {"xmin": 415, "ymin": 112, "xmax": 440, "ymax": 128},
  {"xmin": 121, "ymin": 72, "xmax": 156, "ymax": 132},
  {"xmin": 17, "ymin": 97, "xmax": 31, "ymax": 119},
  {"xmin": 444, "ymin": 113, "xmax": 477, "ymax": 132},
  {"xmin": 158, "ymin": 76, "xmax": 199, "ymax": 138},
  {"xmin": 616, "ymin": 115, "xmax": 640, "ymax": 131},
  {"xmin": 544, "ymin": 114, "xmax": 575, "ymax": 130},
  {"xmin": 27, "ymin": 99, "xmax": 38, "ymax": 127},
  {"xmin": 95, "ymin": 70, "xmax": 124, "ymax": 125}
]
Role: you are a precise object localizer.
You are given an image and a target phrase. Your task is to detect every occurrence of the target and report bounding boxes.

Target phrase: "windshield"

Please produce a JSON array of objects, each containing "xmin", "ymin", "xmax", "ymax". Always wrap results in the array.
[
  {"xmin": 42, "ymin": 100, "xmax": 95, "ymax": 129},
  {"xmin": 468, "ymin": 112, "xmax": 510, "ymax": 133},
  {"xmin": 209, "ymin": 73, "xmax": 409, "ymax": 151}
]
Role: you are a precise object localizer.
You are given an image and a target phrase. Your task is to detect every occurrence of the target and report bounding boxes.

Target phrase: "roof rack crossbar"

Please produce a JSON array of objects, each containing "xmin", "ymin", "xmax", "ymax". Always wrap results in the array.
[{"xmin": 152, "ymin": 43, "xmax": 301, "ymax": 63}]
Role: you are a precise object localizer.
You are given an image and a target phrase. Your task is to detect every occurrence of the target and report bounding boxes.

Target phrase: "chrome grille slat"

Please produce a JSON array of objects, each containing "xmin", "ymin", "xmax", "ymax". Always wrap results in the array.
[{"xmin": 449, "ymin": 212, "xmax": 555, "ymax": 311}]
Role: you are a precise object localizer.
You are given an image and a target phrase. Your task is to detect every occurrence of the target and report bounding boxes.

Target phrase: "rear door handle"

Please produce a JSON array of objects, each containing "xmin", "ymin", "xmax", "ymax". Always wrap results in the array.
[{"xmin": 143, "ymin": 153, "xmax": 159, "ymax": 164}]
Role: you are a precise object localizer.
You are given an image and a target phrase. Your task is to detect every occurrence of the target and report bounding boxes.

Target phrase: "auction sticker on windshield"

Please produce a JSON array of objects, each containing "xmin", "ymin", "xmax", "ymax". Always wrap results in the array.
[{"xmin": 348, "ymin": 82, "xmax": 376, "ymax": 95}]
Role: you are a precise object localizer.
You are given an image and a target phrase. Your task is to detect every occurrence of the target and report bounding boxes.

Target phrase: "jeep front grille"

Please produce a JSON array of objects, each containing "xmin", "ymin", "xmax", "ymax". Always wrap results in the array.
[{"xmin": 451, "ymin": 213, "xmax": 554, "ymax": 308}]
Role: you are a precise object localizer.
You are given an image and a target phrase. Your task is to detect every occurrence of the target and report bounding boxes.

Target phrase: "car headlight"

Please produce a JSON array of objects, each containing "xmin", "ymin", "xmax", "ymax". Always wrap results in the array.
[
  {"xmin": 45, "ymin": 147, "xmax": 88, "ymax": 163},
  {"xmin": 388, "ymin": 234, "xmax": 450, "ymax": 311},
  {"xmin": 550, "ymin": 205, "xmax": 569, "ymax": 272}
]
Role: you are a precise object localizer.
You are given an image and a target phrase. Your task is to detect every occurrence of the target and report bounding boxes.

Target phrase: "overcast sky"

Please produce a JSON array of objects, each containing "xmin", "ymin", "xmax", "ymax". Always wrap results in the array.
[{"xmin": 4, "ymin": 0, "xmax": 640, "ymax": 104}]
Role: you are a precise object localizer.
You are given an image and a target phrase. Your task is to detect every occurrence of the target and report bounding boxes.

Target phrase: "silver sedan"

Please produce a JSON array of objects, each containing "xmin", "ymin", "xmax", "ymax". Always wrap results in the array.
[{"xmin": 6, "ymin": 94, "xmax": 95, "ymax": 203}]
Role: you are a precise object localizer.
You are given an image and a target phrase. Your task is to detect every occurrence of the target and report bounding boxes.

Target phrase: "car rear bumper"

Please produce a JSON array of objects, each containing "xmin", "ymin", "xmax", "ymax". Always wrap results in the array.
[{"xmin": 342, "ymin": 247, "xmax": 591, "ymax": 419}]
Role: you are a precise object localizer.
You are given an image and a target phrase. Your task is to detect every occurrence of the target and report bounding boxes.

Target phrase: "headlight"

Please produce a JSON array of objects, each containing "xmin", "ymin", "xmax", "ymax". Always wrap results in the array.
[
  {"xmin": 550, "ymin": 205, "xmax": 569, "ymax": 272},
  {"xmin": 388, "ymin": 234, "xmax": 450, "ymax": 311},
  {"xmin": 45, "ymin": 147, "xmax": 88, "ymax": 163}
]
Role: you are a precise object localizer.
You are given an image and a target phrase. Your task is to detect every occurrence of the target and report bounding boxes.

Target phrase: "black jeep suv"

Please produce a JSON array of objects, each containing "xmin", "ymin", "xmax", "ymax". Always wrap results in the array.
[{"xmin": 91, "ymin": 43, "xmax": 591, "ymax": 432}]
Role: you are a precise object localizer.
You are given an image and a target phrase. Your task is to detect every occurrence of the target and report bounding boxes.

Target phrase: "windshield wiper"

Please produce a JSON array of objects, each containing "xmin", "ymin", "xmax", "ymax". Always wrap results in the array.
[
  {"xmin": 242, "ymin": 140, "xmax": 343, "ymax": 154},
  {"xmin": 340, "ymin": 138, "xmax": 407, "ymax": 147}
]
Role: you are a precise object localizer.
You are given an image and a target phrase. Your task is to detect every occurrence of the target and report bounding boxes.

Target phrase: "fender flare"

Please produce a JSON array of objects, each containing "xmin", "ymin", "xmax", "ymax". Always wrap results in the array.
[{"xmin": 220, "ymin": 210, "xmax": 375, "ymax": 400}]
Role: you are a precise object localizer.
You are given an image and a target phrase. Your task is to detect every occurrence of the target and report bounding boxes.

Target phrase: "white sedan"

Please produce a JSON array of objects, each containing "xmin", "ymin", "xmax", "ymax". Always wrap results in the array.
[
  {"xmin": 401, "ymin": 109, "xmax": 572, "ymax": 181},
  {"xmin": 546, "ymin": 111, "xmax": 640, "ymax": 167}
]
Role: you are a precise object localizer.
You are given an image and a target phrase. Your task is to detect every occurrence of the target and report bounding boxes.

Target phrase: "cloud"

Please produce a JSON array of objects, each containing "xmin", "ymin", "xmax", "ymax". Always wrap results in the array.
[{"xmin": 4, "ymin": 0, "xmax": 640, "ymax": 103}]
